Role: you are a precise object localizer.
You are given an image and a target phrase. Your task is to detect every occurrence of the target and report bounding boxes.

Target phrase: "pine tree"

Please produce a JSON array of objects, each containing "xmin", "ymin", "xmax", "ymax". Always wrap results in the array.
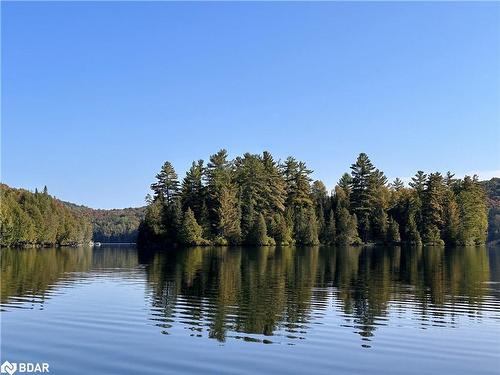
[
  {"xmin": 181, "ymin": 160, "xmax": 205, "ymax": 220},
  {"xmin": 205, "ymin": 149, "xmax": 238, "ymax": 239},
  {"xmin": 422, "ymin": 172, "xmax": 445, "ymax": 245},
  {"xmin": 391, "ymin": 178, "xmax": 404, "ymax": 191},
  {"xmin": 444, "ymin": 171, "xmax": 456, "ymax": 188},
  {"xmin": 372, "ymin": 205, "xmax": 388, "ymax": 243},
  {"xmin": 179, "ymin": 208, "xmax": 207, "ymax": 245},
  {"xmin": 282, "ymin": 157, "xmax": 314, "ymax": 242},
  {"xmin": 409, "ymin": 171, "xmax": 427, "ymax": 233},
  {"xmin": 234, "ymin": 153, "xmax": 267, "ymax": 214},
  {"xmin": 312, "ymin": 180, "xmax": 329, "ymax": 242},
  {"xmin": 163, "ymin": 197, "xmax": 182, "ymax": 244},
  {"xmin": 270, "ymin": 212, "xmax": 293, "ymax": 245},
  {"xmin": 325, "ymin": 209, "xmax": 336, "ymax": 244},
  {"xmin": 247, "ymin": 213, "xmax": 269, "ymax": 245},
  {"xmin": 151, "ymin": 161, "xmax": 179, "ymax": 203},
  {"xmin": 457, "ymin": 176, "xmax": 488, "ymax": 245},
  {"xmin": 294, "ymin": 207, "xmax": 319, "ymax": 245},
  {"xmin": 405, "ymin": 212, "xmax": 421, "ymax": 245},
  {"xmin": 409, "ymin": 171, "xmax": 427, "ymax": 192},
  {"xmin": 350, "ymin": 153, "xmax": 376, "ymax": 242},
  {"xmin": 336, "ymin": 206, "xmax": 359, "ymax": 245},
  {"xmin": 350, "ymin": 214, "xmax": 362, "ymax": 245},
  {"xmin": 261, "ymin": 151, "xmax": 286, "ymax": 214},
  {"xmin": 338, "ymin": 173, "xmax": 352, "ymax": 195},
  {"xmin": 387, "ymin": 217, "xmax": 401, "ymax": 244},
  {"xmin": 443, "ymin": 189, "xmax": 459, "ymax": 245},
  {"xmin": 218, "ymin": 185, "xmax": 241, "ymax": 244},
  {"xmin": 137, "ymin": 199, "xmax": 165, "ymax": 246},
  {"xmin": 282, "ymin": 157, "xmax": 313, "ymax": 208},
  {"xmin": 240, "ymin": 188, "xmax": 255, "ymax": 242},
  {"xmin": 304, "ymin": 208, "xmax": 320, "ymax": 245}
]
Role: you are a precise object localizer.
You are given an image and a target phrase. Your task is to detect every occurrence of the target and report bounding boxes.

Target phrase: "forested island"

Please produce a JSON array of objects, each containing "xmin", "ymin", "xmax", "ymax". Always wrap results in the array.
[
  {"xmin": 137, "ymin": 150, "xmax": 491, "ymax": 248},
  {"xmin": 1, "ymin": 153, "xmax": 499, "ymax": 249}
]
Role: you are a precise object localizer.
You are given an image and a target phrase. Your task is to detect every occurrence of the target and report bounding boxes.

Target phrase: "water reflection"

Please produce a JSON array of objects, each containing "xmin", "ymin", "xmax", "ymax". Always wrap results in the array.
[
  {"xmin": 141, "ymin": 246, "xmax": 497, "ymax": 344},
  {"xmin": 1, "ymin": 245, "xmax": 498, "ymax": 345},
  {"xmin": 0, "ymin": 245, "xmax": 139, "ymax": 310}
]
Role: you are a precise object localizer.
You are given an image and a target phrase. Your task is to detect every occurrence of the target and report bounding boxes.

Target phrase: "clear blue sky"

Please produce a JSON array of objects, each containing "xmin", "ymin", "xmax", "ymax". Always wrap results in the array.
[{"xmin": 2, "ymin": 2, "xmax": 499, "ymax": 209}]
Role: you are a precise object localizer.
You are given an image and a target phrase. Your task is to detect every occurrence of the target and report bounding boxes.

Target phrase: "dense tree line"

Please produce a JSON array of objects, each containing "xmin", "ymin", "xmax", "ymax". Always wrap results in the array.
[
  {"xmin": 138, "ymin": 150, "xmax": 489, "ymax": 248},
  {"xmin": 482, "ymin": 177, "xmax": 500, "ymax": 244},
  {"xmin": 0, "ymin": 184, "xmax": 93, "ymax": 247}
]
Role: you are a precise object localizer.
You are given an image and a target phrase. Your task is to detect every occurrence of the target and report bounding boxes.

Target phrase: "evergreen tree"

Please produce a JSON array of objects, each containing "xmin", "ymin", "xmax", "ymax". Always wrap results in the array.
[
  {"xmin": 282, "ymin": 157, "xmax": 315, "ymax": 242},
  {"xmin": 312, "ymin": 180, "xmax": 329, "ymax": 242},
  {"xmin": 247, "ymin": 213, "xmax": 269, "ymax": 245},
  {"xmin": 338, "ymin": 173, "xmax": 352, "ymax": 195},
  {"xmin": 405, "ymin": 212, "xmax": 421, "ymax": 245},
  {"xmin": 444, "ymin": 171, "xmax": 456, "ymax": 188},
  {"xmin": 137, "ymin": 199, "xmax": 165, "ymax": 246},
  {"xmin": 350, "ymin": 214, "xmax": 362, "ymax": 245},
  {"xmin": 261, "ymin": 151, "xmax": 286, "ymax": 214},
  {"xmin": 151, "ymin": 161, "xmax": 180, "ymax": 203},
  {"xmin": 270, "ymin": 212, "xmax": 293, "ymax": 245},
  {"xmin": 372, "ymin": 205, "xmax": 388, "ymax": 243},
  {"xmin": 325, "ymin": 209, "xmax": 336, "ymax": 244},
  {"xmin": 0, "ymin": 184, "xmax": 92, "ymax": 247},
  {"xmin": 422, "ymin": 172, "xmax": 445, "ymax": 245},
  {"xmin": 350, "ymin": 153, "xmax": 376, "ymax": 242},
  {"xmin": 205, "ymin": 149, "xmax": 238, "ymax": 239},
  {"xmin": 218, "ymin": 185, "xmax": 241, "ymax": 244},
  {"xmin": 282, "ymin": 157, "xmax": 313, "ymax": 208},
  {"xmin": 179, "ymin": 208, "xmax": 207, "ymax": 245},
  {"xmin": 234, "ymin": 153, "xmax": 267, "ymax": 213},
  {"xmin": 387, "ymin": 217, "xmax": 401, "ymax": 244},
  {"xmin": 336, "ymin": 206, "xmax": 359, "ymax": 245},
  {"xmin": 181, "ymin": 160, "xmax": 205, "ymax": 220},
  {"xmin": 163, "ymin": 197, "xmax": 182, "ymax": 244},
  {"xmin": 409, "ymin": 171, "xmax": 427, "ymax": 192},
  {"xmin": 334, "ymin": 185, "xmax": 350, "ymax": 210},
  {"xmin": 457, "ymin": 176, "xmax": 488, "ymax": 245},
  {"xmin": 443, "ymin": 189, "xmax": 460, "ymax": 245},
  {"xmin": 294, "ymin": 207, "xmax": 319, "ymax": 245},
  {"xmin": 240, "ymin": 187, "xmax": 255, "ymax": 242},
  {"xmin": 409, "ymin": 171, "xmax": 427, "ymax": 232},
  {"xmin": 391, "ymin": 178, "xmax": 404, "ymax": 191}
]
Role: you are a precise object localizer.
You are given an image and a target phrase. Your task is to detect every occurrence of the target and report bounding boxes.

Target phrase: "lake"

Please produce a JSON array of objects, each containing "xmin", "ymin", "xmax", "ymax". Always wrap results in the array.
[{"xmin": 1, "ymin": 245, "xmax": 499, "ymax": 375}]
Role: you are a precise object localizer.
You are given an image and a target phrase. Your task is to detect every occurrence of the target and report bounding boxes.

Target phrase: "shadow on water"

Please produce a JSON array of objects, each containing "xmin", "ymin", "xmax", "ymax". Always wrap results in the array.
[{"xmin": 1, "ymin": 245, "xmax": 498, "ymax": 345}]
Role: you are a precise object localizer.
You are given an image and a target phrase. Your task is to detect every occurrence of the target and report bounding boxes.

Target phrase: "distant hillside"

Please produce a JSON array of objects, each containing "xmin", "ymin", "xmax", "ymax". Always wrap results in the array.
[
  {"xmin": 481, "ymin": 177, "xmax": 500, "ymax": 243},
  {"xmin": 0, "ymin": 184, "xmax": 92, "ymax": 247},
  {"xmin": 63, "ymin": 202, "xmax": 145, "ymax": 243}
]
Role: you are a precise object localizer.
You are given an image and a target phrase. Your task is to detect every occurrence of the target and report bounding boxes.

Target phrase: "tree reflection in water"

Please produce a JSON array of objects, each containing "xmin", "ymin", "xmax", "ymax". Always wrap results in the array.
[
  {"xmin": 142, "ymin": 246, "xmax": 493, "ymax": 344},
  {"xmin": 1, "ymin": 245, "xmax": 495, "ymax": 345}
]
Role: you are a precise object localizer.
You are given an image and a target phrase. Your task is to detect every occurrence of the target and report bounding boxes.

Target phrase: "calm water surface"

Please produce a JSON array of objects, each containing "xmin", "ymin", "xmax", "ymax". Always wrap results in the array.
[{"xmin": 1, "ymin": 245, "xmax": 499, "ymax": 374}]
